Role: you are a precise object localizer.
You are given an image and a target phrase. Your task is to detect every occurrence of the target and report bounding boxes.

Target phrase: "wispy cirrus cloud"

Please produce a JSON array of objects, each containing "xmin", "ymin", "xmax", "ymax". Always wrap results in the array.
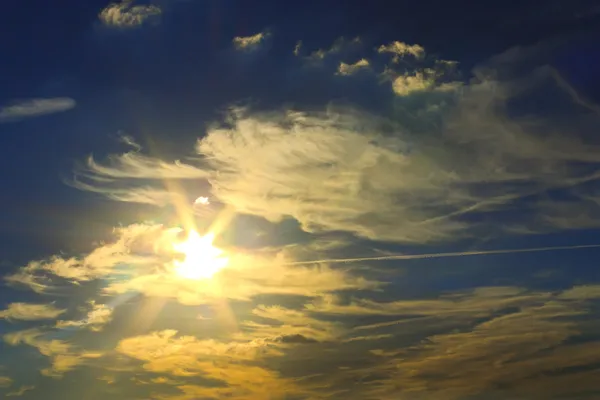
[
  {"xmin": 99, "ymin": 0, "xmax": 162, "ymax": 28},
  {"xmin": 0, "ymin": 98, "xmax": 75, "ymax": 122},
  {"xmin": 73, "ymin": 61, "xmax": 600, "ymax": 242}
]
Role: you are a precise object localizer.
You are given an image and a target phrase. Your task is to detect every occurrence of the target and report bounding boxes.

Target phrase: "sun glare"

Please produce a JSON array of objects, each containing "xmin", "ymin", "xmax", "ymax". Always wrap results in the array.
[{"xmin": 172, "ymin": 230, "xmax": 229, "ymax": 280}]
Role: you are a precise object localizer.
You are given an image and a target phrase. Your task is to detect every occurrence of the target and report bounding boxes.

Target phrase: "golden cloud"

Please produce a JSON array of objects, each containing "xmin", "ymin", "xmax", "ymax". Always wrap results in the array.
[
  {"xmin": 337, "ymin": 288, "xmax": 600, "ymax": 399},
  {"xmin": 337, "ymin": 59, "xmax": 370, "ymax": 76},
  {"xmin": 117, "ymin": 330, "xmax": 313, "ymax": 400},
  {"xmin": 232, "ymin": 32, "xmax": 268, "ymax": 50},
  {"xmin": 3, "ymin": 328, "xmax": 103, "ymax": 378},
  {"xmin": 56, "ymin": 302, "xmax": 113, "ymax": 332},
  {"xmin": 377, "ymin": 41, "xmax": 426, "ymax": 60},
  {"xmin": 99, "ymin": 0, "xmax": 161, "ymax": 28},
  {"xmin": 0, "ymin": 303, "xmax": 65, "ymax": 321}
]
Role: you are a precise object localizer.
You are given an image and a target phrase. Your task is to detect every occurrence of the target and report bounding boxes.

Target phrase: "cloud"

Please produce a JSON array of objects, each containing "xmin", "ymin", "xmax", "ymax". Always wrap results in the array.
[
  {"xmin": 293, "ymin": 40, "xmax": 302, "ymax": 56},
  {"xmin": 337, "ymin": 59, "xmax": 370, "ymax": 76},
  {"xmin": 0, "ymin": 376, "xmax": 12, "ymax": 388},
  {"xmin": 358, "ymin": 297, "xmax": 600, "ymax": 400},
  {"xmin": 2, "ymin": 20, "xmax": 600, "ymax": 400},
  {"xmin": 69, "ymin": 151, "xmax": 210, "ymax": 206},
  {"xmin": 559, "ymin": 284, "xmax": 600, "ymax": 300},
  {"xmin": 377, "ymin": 41, "xmax": 426, "ymax": 61},
  {"xmin": 232, "ymin": 32, "xmax": 268, "ymax": 51},
  {"xmin": 238, "ymin": 305, "xmax": 344, "ymax": 343},
  {"xmin": 117, "ymin": 330, "xmax": 313, "ymax": 399},
  {"xmin": 76, "ymin": 62, "xmax": 600, "ymax": 241},
  {"xmin": 77, "ymin": 153, "xmax": 209, "ymax": 180},
  {"xmin": 0, "ymin": 303, "xmax": 66, "ymax": 321},
  {"xmin": 99, "ymin": 0, "xmax": 162, "ymax": 28},
  {"xmin": 104, "ymin": 248, "xmax": 379, "ymax": 305},
  {"xmin": 4, "ymin": 223, "xmax": 171, "ymax": 292},
  {"xmin": 4, "ymin": 329, "xmax": 70, "ymax": 355},
  {"xmin": 0, "ymin": 98, "xmax": 75, "ymax": 122},
  {"xmin": 6, "ymin": 386, "xmax": 34, "ymax": 397},
  {"xmin": 6, "ymin": 220, "xmax": 378, "ymax": 305},
  {"xmin": 56, "ymin": 302, "xmax": 113, "ymax": 332},
  {"xmin": 306, "ymin": 36, "xmax": 362, "ymax": 61},
  {"xmin": 307, "ymin": 286, "xmax": 548, "ymax": 318},
  {"xmin": 117, "ymin": 133, "xmax": 142, "ymax": 152},
  {"xmin": 3, "ymin": 328, "xmax": 103, "ymax": 378}
]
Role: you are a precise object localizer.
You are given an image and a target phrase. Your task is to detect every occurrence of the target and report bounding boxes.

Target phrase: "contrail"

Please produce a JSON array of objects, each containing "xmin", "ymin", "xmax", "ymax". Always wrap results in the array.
[{"xmin": 281, "ymin": 243, "xmax": 600, "ymax": 266}]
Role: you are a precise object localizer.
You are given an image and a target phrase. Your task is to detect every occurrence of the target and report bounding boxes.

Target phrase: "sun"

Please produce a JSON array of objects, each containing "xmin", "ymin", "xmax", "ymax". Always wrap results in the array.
[{"xmin": 172, "ymin": 230, "xmax": 229, "ymax": 280}]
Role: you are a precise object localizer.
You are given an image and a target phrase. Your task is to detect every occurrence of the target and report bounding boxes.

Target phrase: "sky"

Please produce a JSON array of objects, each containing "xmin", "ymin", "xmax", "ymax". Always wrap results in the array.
[{"xmin": 1, "ymin": 1, "xmax": 600, "ymax": 399}]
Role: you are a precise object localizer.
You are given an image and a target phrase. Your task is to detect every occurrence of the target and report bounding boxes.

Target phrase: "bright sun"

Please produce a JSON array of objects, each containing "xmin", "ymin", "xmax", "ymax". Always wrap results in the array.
[{"xmin": 172, "ymin": 230, "xmax": 229, "ymax": 280}]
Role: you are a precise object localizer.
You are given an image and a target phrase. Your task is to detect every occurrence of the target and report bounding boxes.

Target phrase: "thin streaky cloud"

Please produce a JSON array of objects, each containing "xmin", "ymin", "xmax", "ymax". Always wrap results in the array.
[
  {"xmin": 278, "ymin": 243, "xmax": 600, "ymax": 267},
  {"xmin": 0, "ymin": 98, "xmax": 75, "ymax": 122}
]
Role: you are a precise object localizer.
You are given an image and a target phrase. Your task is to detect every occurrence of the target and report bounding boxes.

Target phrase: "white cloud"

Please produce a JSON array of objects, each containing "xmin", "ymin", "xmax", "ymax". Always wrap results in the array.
[
  {"xmin": 0, "ymin": 98, "xmax": 75, "ymax": 122},
  {"xmin": 0, "ymin": 376, "xmax": 12, "ymax": 388},
  {"xmin": 99, "ymin": 0, "xmax": 162, "ymax": 28},
  {"xmin": 232, "ymin": 32, "xmax": 268, "ymax": 51},
  {"xmin": 0, "ymin": 303, "xmax": 65, "ymax": 321}
]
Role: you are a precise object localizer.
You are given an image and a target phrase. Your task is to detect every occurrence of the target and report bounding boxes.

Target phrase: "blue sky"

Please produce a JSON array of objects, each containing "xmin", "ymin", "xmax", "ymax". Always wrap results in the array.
[{"xmin": 1, "ymin": 1, "xmax": 600, "ymax": 399}]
